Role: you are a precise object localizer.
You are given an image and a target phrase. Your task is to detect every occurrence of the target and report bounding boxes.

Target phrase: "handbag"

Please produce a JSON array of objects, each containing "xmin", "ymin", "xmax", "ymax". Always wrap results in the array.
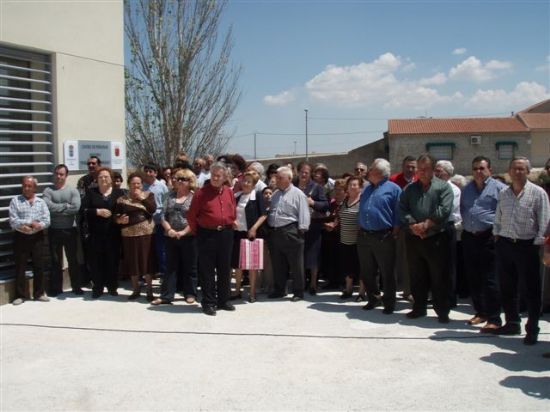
[{"xmin": 239, "ymin": 238, "xmax": 264, "ymax": 270}]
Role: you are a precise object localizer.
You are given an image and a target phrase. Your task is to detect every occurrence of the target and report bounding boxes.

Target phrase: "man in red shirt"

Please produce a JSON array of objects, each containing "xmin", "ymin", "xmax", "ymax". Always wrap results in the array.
[
  {"xmin": 389, "ymin": 156, "xmax": 417, "ymax": 189},
  {"xmin": 188, "ymin": 162, "xmax": 237, "ymax": 316},
  {"xmin": 390, "ymin": 155, "xmax": 418, "ymax": 302}
]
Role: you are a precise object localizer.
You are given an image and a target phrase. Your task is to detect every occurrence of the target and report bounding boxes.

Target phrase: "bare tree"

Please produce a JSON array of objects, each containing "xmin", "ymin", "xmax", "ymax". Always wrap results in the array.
[{"xmin": 125, "ymin": 0, "xmax": 241, "ymax": 167}]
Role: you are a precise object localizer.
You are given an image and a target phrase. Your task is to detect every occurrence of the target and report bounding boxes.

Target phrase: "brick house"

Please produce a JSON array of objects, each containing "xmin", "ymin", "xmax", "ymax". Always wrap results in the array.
[{"xmin": 386, "ymin": 99, "xmax": 550, "ymax": 175}]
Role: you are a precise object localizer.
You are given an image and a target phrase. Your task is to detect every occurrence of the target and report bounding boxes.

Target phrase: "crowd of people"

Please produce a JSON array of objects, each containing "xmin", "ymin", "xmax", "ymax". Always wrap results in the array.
[{"xmin": 8, "ymin": 151, "xmax": 550, "ymax": 348}]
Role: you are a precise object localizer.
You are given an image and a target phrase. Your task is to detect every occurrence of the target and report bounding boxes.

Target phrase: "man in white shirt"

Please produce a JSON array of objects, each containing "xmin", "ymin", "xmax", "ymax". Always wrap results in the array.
[{"xmin": 492, "ymin": 157, "xmax": 550, "ymax": 345}]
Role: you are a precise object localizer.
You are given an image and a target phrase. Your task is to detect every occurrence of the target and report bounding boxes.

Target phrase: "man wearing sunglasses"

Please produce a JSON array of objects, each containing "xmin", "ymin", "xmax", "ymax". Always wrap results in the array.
[{"xmin": 77, "ymin": 156, "xmax": 101, "ymax": 197}]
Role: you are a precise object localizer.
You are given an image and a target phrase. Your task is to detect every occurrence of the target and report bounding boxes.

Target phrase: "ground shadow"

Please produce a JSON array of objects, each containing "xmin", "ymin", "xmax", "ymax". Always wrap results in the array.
[{"xmin": 500, "ymin": 376, "xmax": 550, "ymax": 400}]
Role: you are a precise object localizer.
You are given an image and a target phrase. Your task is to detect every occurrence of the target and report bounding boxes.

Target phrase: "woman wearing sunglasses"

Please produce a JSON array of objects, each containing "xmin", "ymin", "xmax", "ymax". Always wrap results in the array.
[{"xmin": 152, "ymin": 169, "xmax": 198, "ymax": 305}]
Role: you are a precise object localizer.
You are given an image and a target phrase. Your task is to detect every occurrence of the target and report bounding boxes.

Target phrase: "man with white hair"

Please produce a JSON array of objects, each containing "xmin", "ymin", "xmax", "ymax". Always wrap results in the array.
[
  {"xmin": 435, "ymin": 160, "xmax": 462, "ymax": 307},
  {"xmin": 267, "ymin": 166, "xmax": 310, "ymax": 301},
  {"xmin": 9, "ymin": 176, "xmax": 51, "ymax": 305},
  {"xmin": 358, "ymin": 159, "xmax": 402, "ymax": 314}
]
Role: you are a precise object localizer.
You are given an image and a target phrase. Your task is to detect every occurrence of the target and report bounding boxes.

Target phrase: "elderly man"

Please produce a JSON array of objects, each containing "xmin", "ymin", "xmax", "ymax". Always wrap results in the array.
[
  {"xmin": 267, "ymin": 166, "xmax": 310, "ymax": 301},
  {"xmin": 492, "ymin": 157, "xmax": 550, "ymax": 345},
  {"xmin": 358, "ymin": 159, "xmax": 401, "ymax": 314},
  {"xmin": 434, "ymin": 160, "xmax": 462, "ymax": 307},
  {"xmin": 188, "ymin": 162, "xmax": 237, "ymax": 316},
  {"xmin": 9, "ymin": 176, "xmax": 51, "ymax": 305},
  {"xmin": 354, "ymin": 162, "xmax": 368, "ymax": 183},
  {"xmin": 460, "ymin": 156, "xmax": 506, "ymax": 331},
  {"xmin": 399, "ymin": 154, "xmax": 453, "ymax": 323},
  {"xmin": 43, "ymin": 164, "xmax": 82, "ymax": 296}
]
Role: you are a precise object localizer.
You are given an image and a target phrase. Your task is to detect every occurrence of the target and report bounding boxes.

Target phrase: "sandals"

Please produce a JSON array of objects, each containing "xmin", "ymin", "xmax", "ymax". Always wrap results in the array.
[
  {"xmin": 151, "ymin": 298, "xmax": 172, "ymax": 305},
  {"xmin": 185, "ymin": 296, "xmax": 196, "ymax": 304}
]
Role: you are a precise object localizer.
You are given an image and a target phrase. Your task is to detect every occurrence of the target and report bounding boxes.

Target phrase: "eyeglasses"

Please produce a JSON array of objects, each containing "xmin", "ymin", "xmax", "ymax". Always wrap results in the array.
[
  {"xmin": 176, "ymin": 177, "xmax": 191, "ymax": 182},
  {"xmin": 87, "ymin": 162, "xmax": 97, "ymax": 166}
]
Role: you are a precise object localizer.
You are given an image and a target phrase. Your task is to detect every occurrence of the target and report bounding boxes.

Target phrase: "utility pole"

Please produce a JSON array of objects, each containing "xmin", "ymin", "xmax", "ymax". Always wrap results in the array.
[
  {"xmin": 293, "ymin": 140, "xmax": 297, "ymax": 155},
  {"xmin": 304, "ymin": 108, "xmax": 309, "ymax": 161},
  {"xmin": 253, "ymin": 132, "xmax": 257, "ymax": 159}
]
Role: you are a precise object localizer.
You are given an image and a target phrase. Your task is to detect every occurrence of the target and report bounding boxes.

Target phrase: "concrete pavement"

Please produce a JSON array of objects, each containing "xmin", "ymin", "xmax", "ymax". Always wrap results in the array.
[{"xmin": 1, "ymin": 284, "xmax": 549, "ymax": 411}]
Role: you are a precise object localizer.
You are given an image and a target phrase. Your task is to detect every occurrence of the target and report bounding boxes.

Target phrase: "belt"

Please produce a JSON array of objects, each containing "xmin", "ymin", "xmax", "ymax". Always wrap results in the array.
[
  {"xmin": 499, "ymin": 236, "xmax": 534, "ymax": 246},
  {"xmin": 360, "ymin": 227, "xmax": 392, "ymax": 235},
  {"xmin": 270, "ymin": 222, "xmax": 298, "ymax": 231},
  {"xmin": 200, "ymin": 225, "xmax": 233, "ymax": 232},
  {"xmin": 464, "ymin": 229, "xmax": 492, "ymax": 237}
]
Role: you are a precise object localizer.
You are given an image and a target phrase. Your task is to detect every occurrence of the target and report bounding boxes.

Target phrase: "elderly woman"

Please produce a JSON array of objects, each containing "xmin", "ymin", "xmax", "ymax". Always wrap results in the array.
[
  {"xmin": 152, "ymin": 168, "xmax": 198, "ymax": 305},
  {"xmin": 296, "ymin": 161, "xmax": 329, "ymax": 295},
  {"xmin": 337, "ymin": 176, "xmax": 365, "ymax": 299},
  {"xmin": 230, "ymin": 171, "xmax": 268, "ymax": 303},
  {"xmin": 321, "ymin": 178, "xmax": 347, "ymax": 290},
  {"xmin": 81, "ymin": 167, "xmax": 125, "ymax": 298},
  {"xmin": 114, "ymin": 172, "xmax": 157, "ymax": 301}
]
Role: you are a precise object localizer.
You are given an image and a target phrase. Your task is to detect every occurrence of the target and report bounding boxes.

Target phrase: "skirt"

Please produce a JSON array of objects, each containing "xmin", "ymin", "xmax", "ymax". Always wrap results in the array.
[{"xmin": 121, "ymin": 234, "xmax": 155, "ymax": 277}]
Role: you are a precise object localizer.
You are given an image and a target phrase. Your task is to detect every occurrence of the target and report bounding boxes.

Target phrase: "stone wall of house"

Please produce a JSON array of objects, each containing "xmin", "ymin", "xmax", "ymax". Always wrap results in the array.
[
  {"xmin": 388, "ymin": 132, "xmax": 532, "ymax": 175},
  {"xmin": 530, "ymin": 130, "xmax": 550, "ymax": 167},
  {"xmin": 258, "ymin": 138, "xmax": 386, "ymax": 177}
]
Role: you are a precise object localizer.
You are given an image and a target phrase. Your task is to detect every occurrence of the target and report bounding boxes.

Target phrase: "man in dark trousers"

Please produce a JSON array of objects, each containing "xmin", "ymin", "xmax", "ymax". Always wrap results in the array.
[
  {"xmin": 187, "ymin": 161, "xmax": 237, "ymax": 316},
  {"xmin": 399, "ymin": 154, "xmax": 453, "ymax": 323}
]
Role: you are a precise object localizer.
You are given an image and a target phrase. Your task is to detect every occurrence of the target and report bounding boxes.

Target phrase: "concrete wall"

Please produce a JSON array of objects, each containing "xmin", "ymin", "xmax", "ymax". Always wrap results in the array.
[
  {"xmin": 530, "ymin": 130, "xmax": 550, "ymax": 166},
  {"xmin": 0, "ymin": 0, "xmax": 126, "ymax": 185},
  {"xmin": 388, "ymin": 132, "xmax": 532, "ymax": 176},
  {"xmin": 258, "ymin": 139, "xmax": 387, "ymax": 177}
]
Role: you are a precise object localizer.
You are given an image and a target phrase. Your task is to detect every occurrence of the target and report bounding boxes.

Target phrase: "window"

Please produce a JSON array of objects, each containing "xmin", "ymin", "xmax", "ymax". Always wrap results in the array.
[
  {"xmin": 425, "ymin": 142, "xmax": 455, "ymax": 160},
  {"xmin": 495, "ymin": 141, "xmax": 517, "ymax": 160},
  {"xmin": 0, "ymin": 46, "xmax": 53, "ymax": 280}
]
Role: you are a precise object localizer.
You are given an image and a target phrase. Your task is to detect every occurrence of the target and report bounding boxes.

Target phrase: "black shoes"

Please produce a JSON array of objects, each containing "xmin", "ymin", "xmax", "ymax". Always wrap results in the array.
[
  {"xmin": 362, "ymin": 300, "xmax": 381, "ymax": 311},
  {"xmin": 492, "ymin": 323, "xmax": 521, "ymax": 336},
  {"xmin": 217, "ymin": 303, "xmax": 236, "ymax": 311},
  {"xmin": 382, "ymin": 307, "xmax": 394, "ymax": 315},
  {"xmin": 308, "ymin": 287, "xmax": 317, "ymax": 296},
  {"xmin": 202, "ymin": 305, "xmax": 217, "ymax": 316},
  {"xmin": 72, "ymin": 288, "xmax": 84, "ymax": 295},
  {"xmin": 127, "ymin": 292, "xmax": 140, "ymax": 301},
  {"xmin": 523, "ymin": 326, "xmax": 540, "ymax": 345},
  {"xmin": 91, "ymin": 290, "xmax": 103, "ymax": 299},
  {"xmin": 438, "ymin": 314, "xmax": 451, "ymax": 324},
  {"xmin": 340, "ymin": 291, "xmax": 353, "ymax": 299},
  {"xmin": 406, "ymin": 310, "xmax": 427, "ymax": 319},
  {"xmin": 108, "ymin": 289, "xmax": 119, "ymax": 296}
]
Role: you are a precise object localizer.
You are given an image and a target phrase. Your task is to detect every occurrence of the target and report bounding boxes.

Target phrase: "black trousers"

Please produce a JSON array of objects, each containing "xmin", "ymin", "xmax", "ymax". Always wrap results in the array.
[
  {"xmin": 495, "ymin": 237, "xmax": 541, "ymax": 332},
  {"xmin": 14, "ymin": 231, "xmax": 45, "ymax": 299},
  {"xmin": 161, "ymin": 235, "xmax": 198, "ymax": 301},
  {"xmin": 48, "ymin": 227, "xmax": 80, "ymax": 294},
  {"xmin": 357, "ymin": 229, "xmax": 397, "ymax": 310},
  {"xmin": 406, "ymin": 231, "xmax": 451, "ymax": 316},
  {"xmin": 267, "ymin": 224, "xmax": 305, "ymax": 297},
  {"xmin": 197, "ymin": 227, "xmax": 233, "ymax": 307},
  {"xmin": 462, "ymin": 230, "xmax": 501, "ymax": 324},
  {"xmin": 88, "ymin": 232, "xmax": 119, "ymax": 294}
]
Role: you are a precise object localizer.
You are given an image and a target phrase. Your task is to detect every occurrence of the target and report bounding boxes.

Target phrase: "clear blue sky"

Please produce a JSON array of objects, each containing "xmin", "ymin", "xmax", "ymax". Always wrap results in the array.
[{"xmin": 220, "ymin": 0, "xmax": 550, "ymax": 159}]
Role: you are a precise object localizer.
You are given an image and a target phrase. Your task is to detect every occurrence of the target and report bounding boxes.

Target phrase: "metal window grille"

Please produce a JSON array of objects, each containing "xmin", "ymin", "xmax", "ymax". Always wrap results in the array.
[{"xmin": 0, "ymin": 45, "xmax": 53, "ymax": 280}]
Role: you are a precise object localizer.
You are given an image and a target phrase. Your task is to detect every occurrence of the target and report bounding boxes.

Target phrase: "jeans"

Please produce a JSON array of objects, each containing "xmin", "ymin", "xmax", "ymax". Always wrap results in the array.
[{"xmin": 160, "ymin": 235, "xmax": 198, "ymax": 301}]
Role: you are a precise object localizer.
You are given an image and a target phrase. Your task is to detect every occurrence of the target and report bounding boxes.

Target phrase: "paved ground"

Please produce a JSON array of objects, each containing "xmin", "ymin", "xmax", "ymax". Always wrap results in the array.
[{"xmin": 1, "ymin": 283, "xmax": 549, "ymax": 411}]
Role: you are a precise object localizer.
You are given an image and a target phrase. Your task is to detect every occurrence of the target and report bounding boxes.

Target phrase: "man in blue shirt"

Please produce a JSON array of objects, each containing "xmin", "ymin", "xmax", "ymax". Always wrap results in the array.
[
  {"xmin": 358, "ymin": 159, "xmax": 402, "ymax": 314},
  {"xmin": 460, "ymin": 156, "xmax": 506, "ymax": 332}
]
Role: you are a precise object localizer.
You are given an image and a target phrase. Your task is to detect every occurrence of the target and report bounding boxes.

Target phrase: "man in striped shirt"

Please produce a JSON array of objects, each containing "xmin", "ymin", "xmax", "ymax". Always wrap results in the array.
[
  {"xmin": 492, "ymin": 156, "xmax": 550, "ymax": 345},
  {"xmin": 8, "ymin": 176, "xmax": 51, "ymax": 305}
]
